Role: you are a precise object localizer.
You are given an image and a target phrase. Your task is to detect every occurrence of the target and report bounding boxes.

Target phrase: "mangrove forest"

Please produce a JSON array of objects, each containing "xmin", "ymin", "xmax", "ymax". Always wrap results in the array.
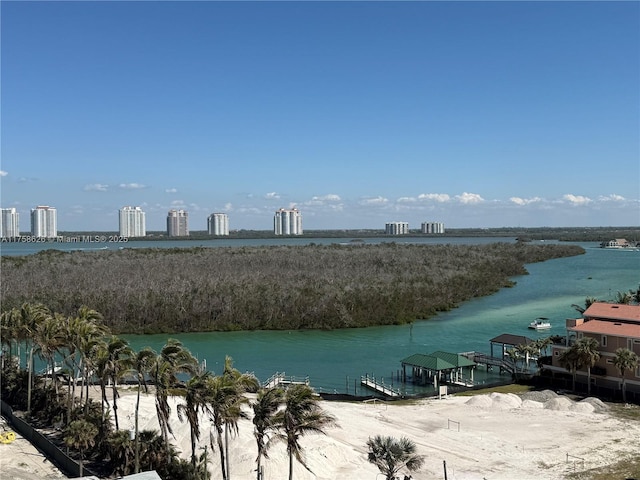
[{"xmin": 0, "ymin": 242, "xmax": 584, "ymax": 334}]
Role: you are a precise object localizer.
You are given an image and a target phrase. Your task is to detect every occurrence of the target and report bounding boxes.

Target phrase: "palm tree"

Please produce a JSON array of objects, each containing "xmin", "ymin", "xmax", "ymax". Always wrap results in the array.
[
  {"xmin": 0, "ymin": 307, "xmax": 20, "ymax": 363},
  {"xmin": 17, "ymin": 303, "xmax": 51, "ymax": 415},
  {"xmin": 572, "ymin": 297, "xmax": 598, "ymax": 314},
  {"xmin": 132, "ymin": 347, "xmax": 156, "ymax": 474},
  {"xmin": 104, "ymin": 336, "xmax": 134, "ymax": 430},
  {"xmin": 177, "ymin": 370, "xmax": 213, "ymax": 470},
  {"xmin": 615, "ymin": 290, "xmax": 634, "ymax": 304},
  {"xmin": 515, "ymin": 343, "xmax": 535, "ymax": 370},
  {"xmin": 221, "ymin": 356, "xmax": 259, "ymax": 479},
  {"xmin": 613, "ymin": 348, "xmax": 639, "ymax": 402},
  {"xmin": 274, "ymin": 384, "xmax": 336, "ymax": 480},
  {"xmin": 150, "ymin": 339, "xmax": 198, "ymax": 450},
  {"xmin": 574, "ymin": 337, "xmax": 600, "ymax": 395},
  {"xmin": 504, "ymin": 348, "xmax": 519, "ymax": 372},
  {"xmin": 64, "ymin": 307, "xmax": 107, "ymax": 417},
  {"xmin": 559, "ymin": 345, "xmax": 583, "ymax": 392},
  {"xmin": 64, "ymin": 419, "xmax": 98, "ymax": 477},
  {"xmin": 366, "ymin": 435, "xmax": 425, "ymax": 480},
  {"xmin": 35, "ymin": 312, "xmax": 68, "ymax": 396},
  {"xmin": 252, "ymin": 387, "xmax": 284, "ymax": 480},
  {"xmin": 534, "ymin": 336, "xmax": 553, "ymax": 358},
  {"xmin": 206, "ymin": 372, "xmax": 237, "ymax": 480}
]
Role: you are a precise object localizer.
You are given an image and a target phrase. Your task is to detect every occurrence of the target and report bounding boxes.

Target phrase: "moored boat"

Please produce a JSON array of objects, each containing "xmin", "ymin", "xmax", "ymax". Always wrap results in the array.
[{"xmin": 528, "ymin": 317, "xmax": 551, "ymax": 330}]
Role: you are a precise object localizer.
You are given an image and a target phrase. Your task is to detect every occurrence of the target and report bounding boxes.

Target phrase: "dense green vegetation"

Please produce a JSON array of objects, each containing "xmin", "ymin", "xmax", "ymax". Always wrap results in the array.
[{"xmin": 0, "ymin": 242, "xmax": 584, "ymax": 334}]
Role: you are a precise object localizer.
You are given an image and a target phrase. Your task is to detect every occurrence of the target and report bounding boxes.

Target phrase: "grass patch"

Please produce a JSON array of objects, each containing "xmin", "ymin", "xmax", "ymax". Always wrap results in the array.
[
  {"xmin": 564, "ymin": 454, "xmax": 640, "ymax": 480},
  {"xmin": 609, "ymin": 402, "xmax": 640, "ymax": 422}
]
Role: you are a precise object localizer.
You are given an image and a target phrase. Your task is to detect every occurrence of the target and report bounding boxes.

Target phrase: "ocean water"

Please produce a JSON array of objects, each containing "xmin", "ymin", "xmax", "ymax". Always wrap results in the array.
[{"xmin": 117, "ymin": 242, "xmax": 639, "ymax": 393}]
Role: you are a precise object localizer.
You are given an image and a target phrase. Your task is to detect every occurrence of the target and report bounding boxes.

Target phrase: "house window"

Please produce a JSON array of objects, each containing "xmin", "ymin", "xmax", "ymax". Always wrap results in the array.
[
  {"xmin": 606, "ymin": 359, "xmax": 613, "ymax": 364},
  {"xmin": 601, "ymin": 335, "xmax": 607, "ymax": 347}
]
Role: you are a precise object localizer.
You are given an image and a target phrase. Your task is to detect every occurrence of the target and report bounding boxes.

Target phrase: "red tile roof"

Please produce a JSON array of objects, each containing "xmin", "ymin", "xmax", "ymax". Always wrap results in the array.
[
  {"xmin": 571, "ymin": 319, "xmax": 640, "ymax": 338},
  {"xmin": 583, "ymin": 302, "xmax": 640, "ymax": 323}
]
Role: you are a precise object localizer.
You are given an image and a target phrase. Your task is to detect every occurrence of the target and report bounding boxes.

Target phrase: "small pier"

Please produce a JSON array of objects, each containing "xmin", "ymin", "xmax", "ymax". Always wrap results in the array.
[
  {"xmin": 460, "ymin": 351, "xmax": 516, "ymax": 375},
  {"xmin": 263, "ymin": 372, "xmax": 310, "ymax": 389},
  {"xmin": 360, "ymin": 374, "xmax": 401, "ymax": 398}
]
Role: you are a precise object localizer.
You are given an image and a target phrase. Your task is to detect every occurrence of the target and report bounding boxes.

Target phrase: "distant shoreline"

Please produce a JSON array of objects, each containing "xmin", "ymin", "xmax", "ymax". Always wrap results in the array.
[{"xmin": 4, "ymin": 225, "xmax": 638, "ymax": 243}]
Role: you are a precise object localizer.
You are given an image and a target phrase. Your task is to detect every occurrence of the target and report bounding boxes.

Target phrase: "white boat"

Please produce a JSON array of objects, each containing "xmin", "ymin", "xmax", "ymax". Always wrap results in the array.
[{"xmin": 528, "ymin": 318, "xmax": 551, "ymax": 330}]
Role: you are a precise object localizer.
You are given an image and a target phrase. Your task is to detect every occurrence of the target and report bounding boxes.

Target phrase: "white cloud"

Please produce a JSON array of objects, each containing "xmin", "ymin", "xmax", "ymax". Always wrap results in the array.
[
  {"xmin": 598, "ymin": 194, "xmax": 625, "ymax": 202},
  {"xmin": 510, "ymin": 196, "xmax": 542, "ymax": 206},
  {"xmin": 0, "ymin": 170, "xmax": 8, "ymax": 177},
  {"xmin": 84, "ymin": 183, "xmax": 109, "ymax": 192},
  {"xmin": 312, "ymin": 194, "xmax": 341, "ymax": 202},
  {"xmin": 456, "ymin": 192, "xmax": 484, "ymax": 204},
  {"xmin": 397, "ymin": 196, "xmax": 417, "ymax": 203},
  {"xmin": 223, "ymin": 203, "xmax": 233, "ymax": 211},
  {"xmin": 359, "ymin": 196, "xmax": 388, "ymax": 206},
  {"xmin": 418, "ymin": 193, "xmax": 450, "ymax": 202},
  {"xmin": 119, "ymin": 183, "xmax": 146, "ymax": 190},
  {"xmin": 562, "ymin": 194, "xmax": 592, "ymax": 205},
  {"xmin": 170, "ymin": 200, "xmax": 186, "ymax": 206},
  {"xmin": 165, "ymin": 188, "xmax": 178, "ymax": 193},
  {"xmin": 264, "ymin": 192, "xmax": 281, "ymax": 200}
]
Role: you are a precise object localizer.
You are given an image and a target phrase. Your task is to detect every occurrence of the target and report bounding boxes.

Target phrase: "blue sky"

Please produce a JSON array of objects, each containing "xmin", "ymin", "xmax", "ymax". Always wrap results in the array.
[{"xmin": 2, "ymin": 1, "xmax": 639, "ymax": 232}]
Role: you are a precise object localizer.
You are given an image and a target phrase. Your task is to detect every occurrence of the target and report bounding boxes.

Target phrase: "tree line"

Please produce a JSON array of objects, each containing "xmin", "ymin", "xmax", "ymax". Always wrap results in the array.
[
  {"xmin": 0, "ymin": 242, "xmax": 584, "ymax": 334},
  {"xmin": 1, "ymin": 303, "xmax": 425, "ymax": 480}
]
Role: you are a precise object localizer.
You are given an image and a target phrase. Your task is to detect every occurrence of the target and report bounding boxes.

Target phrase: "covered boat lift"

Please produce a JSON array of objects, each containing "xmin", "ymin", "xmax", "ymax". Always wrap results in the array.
[{"xmin": 401, "ymin": 351, "xmax": 476, "ymax": 388}]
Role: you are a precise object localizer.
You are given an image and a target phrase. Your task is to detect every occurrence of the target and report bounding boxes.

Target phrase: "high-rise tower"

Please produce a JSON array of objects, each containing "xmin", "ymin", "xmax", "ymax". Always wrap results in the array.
[
  {"xmin": 119, "ymin": 206, "xmax": 146, "ymax": 237},
  {"xmin": 274, "ymin": 208, "xmax": 303, "ymax": 235},
  {"xmin": 31, "ymin": 206, "xmax": 57, "ymax": 238},
  {"xmin": 1, "ymin": 208, "xmax": 20, "ymax": 238},
  {"xmin": 208, "ymin": 213, "xmax": 229, "ymax": 236},
  {"xmin": 167, "ymin": 209, "xmax": 189, "ymax": 237}
]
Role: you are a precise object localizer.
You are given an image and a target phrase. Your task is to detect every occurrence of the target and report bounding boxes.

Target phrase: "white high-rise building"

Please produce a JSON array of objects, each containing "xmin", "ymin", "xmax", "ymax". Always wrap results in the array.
[
  {"xmin": 274, "ymin": 208, "xmax": 303, "ymax": 235},
  {"xmin": 119, "ymin": 206, "xmax": 146, "ymax": 237},
  {"xmin": 421, "ymin": 222, "xmax": 445, "ymax": 234},
  {"xmin": 385, "ymin": 222, "xmax": 409, "ymax": 235},
  {"xmin": 31, "ymin": 206, "xmax": 57, "ymax": 238},
  {"xmin": 167, "ymin": 209, "xmax": 189, "ymax": 237},
  {"xmin": 1, "ymin": 208, "xmax": 20, "ymax": 238},
  {"xmin": 208, "ymin": 213, "xmax": 229, "ymax": 236}
]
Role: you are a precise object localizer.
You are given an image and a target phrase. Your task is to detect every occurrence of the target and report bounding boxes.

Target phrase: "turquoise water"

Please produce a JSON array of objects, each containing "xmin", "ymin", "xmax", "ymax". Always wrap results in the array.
[{"xmin": 118, "ymin": 243, "xmax": 639, "ymax": 393}]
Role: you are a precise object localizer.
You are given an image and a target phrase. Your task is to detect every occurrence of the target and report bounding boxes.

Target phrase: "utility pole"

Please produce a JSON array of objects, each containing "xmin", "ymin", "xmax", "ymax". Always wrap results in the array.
[{"xmin": 443, "ymin": 460, "xmax": 448, "ymax": 480}]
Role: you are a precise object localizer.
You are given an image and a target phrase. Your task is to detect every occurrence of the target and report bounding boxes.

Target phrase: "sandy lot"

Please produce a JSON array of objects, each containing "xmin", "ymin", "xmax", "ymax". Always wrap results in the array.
[
  {"xmin": 2, "ymin": 388, "xmax": 639, "ymax": 480},
  {"xmin": 116, "ymin": 389, "xmax": 639, "ymax": 480}
]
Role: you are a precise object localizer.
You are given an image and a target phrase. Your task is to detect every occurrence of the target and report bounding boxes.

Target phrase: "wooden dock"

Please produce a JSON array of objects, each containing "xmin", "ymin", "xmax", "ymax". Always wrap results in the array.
[
  {"xmin": 460, "ymin": 352, "xmax": 516, "ymax": 374},
  {"xmin": 360, "ymin": 375, "xmax": 402, "ymax": 398},
  {"xmin": 263, "ymin": 372, "xmax": 310, "ymax": 389}
]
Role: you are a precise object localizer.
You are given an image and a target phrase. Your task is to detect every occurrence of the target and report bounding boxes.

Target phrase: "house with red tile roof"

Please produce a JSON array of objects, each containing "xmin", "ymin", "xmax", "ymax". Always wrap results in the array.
[{"xmin": 549, "ymin": 302, "xmax": 640, "ymax": 399}]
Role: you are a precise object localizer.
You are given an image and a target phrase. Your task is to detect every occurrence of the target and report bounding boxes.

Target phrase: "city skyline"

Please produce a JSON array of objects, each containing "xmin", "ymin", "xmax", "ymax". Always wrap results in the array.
[
  {"xmin": 0, "ymin": 203, "xmax": 449, "ymax": 236},
  {"xmin": 2, "ymin": 2, "xmax": 639, "ymax": 231}
]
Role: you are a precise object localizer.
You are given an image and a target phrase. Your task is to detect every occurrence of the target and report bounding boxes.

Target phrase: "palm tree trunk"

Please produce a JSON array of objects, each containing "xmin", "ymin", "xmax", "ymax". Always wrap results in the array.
[
  {"xmin": 288, "ymin": 447, "xmax": 294, "ymax": 480},
  {"xmin": 216, "ymin": 425, "xmax": 227, "ymax": 480},
  {"xmin": 112, "ymin": 382, "xmax": 119, "ymax": 430},
  {"xmin": 134, "ymin": 382, "xmax": 141, "ymax": 474},
  {"xmin": 225, "ymin": 424, "xmax": 231, "ymax": 480},
  {"xmin": 587, "ymin": 367, "xmax": 592, "ymax": 395},
  {"xmin": 27, "ymin": 346, "xmax": 34, "ymax": 415}
]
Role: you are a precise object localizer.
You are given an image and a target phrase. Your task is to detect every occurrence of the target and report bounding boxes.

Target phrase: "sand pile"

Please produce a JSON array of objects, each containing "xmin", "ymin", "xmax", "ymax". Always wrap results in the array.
[{"xmin": 465, "ymin": 390, "xmax": 609, "ymax": 415}]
